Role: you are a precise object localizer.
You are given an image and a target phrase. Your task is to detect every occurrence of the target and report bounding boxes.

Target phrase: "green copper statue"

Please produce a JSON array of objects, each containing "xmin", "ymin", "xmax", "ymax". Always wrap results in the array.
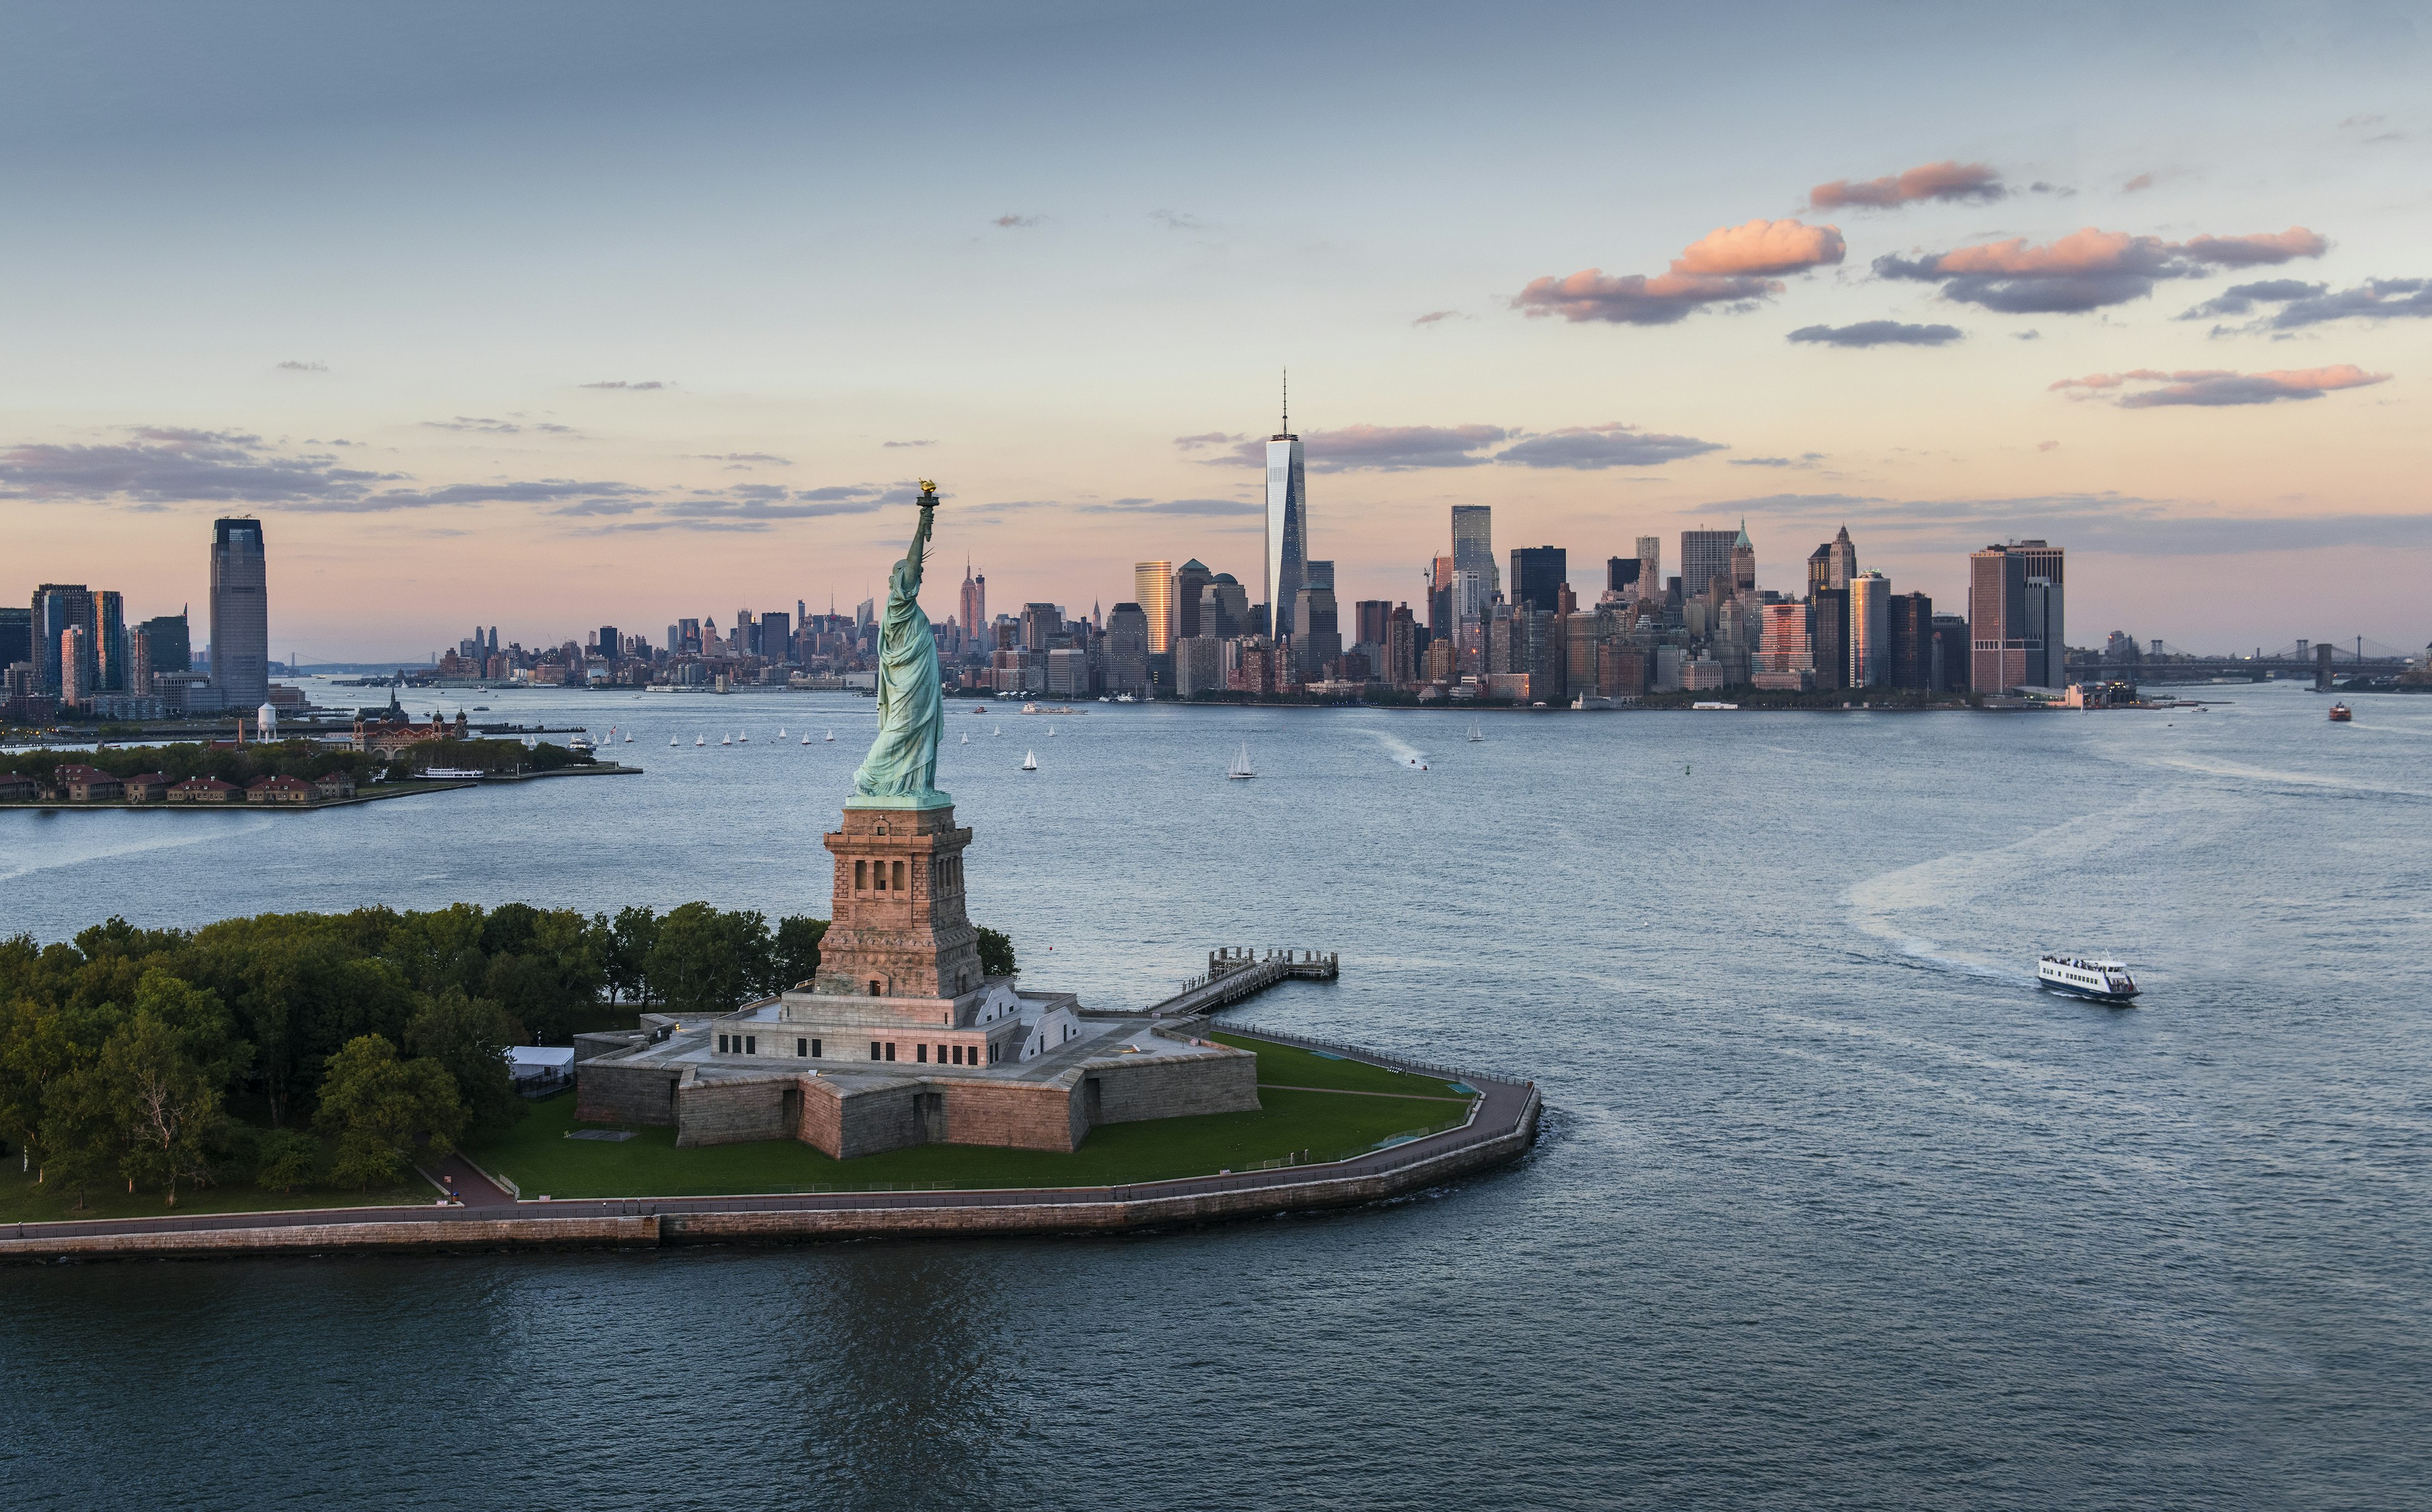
[{"xmin": 849, "ymin": 482, "xmax": 950, "ymax": 809}]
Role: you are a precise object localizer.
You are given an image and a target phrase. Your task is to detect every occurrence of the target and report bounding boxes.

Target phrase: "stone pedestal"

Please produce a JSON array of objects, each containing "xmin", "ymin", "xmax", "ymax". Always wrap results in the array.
[{"xmin": 815, "ymin": 803, "xmax": 982, "ymax": 1000}]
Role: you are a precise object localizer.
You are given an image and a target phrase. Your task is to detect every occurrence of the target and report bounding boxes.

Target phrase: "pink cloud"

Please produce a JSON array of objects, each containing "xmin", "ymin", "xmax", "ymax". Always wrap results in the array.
[
  {"xmin": 2050, "ymin": 364, "xmax": 2388, "ymax": 407},
  {"xmin": 1672, "ymin": 218, "xmax": 1846, "ymax": 276},
  {"xmin": 1809, "ymin": 160, "xmax": 2005, "ymax": 210},
  {"xmin": 1516, "ymin": 218, "xmax": 1840, "ymax": 325}
]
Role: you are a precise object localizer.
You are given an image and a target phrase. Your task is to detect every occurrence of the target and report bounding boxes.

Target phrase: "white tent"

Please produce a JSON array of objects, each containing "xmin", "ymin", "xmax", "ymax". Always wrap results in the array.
[{"xmin": 506, "ymin": 1045, "xmax": 576, "ymax": 1083}]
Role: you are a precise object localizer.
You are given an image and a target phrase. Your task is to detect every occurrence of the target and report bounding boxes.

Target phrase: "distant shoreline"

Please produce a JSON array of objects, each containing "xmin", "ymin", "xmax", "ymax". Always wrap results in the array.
[{"xmin": 0, "ymin": 763, "xmax": 641, "ymax": 813}]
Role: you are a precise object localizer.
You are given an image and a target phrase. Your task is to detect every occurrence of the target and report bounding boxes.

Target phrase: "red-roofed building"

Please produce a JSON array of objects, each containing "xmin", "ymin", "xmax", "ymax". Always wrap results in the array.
[
  {"xmin": 313, "ymin": 771, "xmax": 357, "ymax": 801},
  {"xmin": 167, "ymin": 776, "xmax": 242, "ymax": 804},
  {"xmin": 0, "ymin": 773, "xmax": 39, "ymax": 802},
  {"xmin": 248, "ymin": 774, "xmax": 315, "ymax": 805},
  {"xmin": 122, "ymin": 772, "xmax": 172, "ymax": 802},
  {"xmin": 54, "ymin": 764, "xmax": 124, "ymax": 802}
]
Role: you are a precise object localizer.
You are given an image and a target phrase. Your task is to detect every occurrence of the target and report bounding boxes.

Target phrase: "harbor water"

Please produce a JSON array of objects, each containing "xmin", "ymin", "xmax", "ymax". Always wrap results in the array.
[{"xmin": 4, "ymin": 681, "xmax": 2427, "ymax": 1509}]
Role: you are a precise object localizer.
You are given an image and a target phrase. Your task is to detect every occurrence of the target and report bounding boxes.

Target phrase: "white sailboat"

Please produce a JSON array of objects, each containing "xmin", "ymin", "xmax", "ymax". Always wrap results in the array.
[
  {"xmin": 801, "ymin": 733, "xmax": 812, "ymax": 745},
  {"xmin": 824, "ymin": 729, "xmax": 835, "ymax": 741},
  {"xmin": 1466, "ymin": 722, "xmax": 1484, "ymax": 742},
  {"xmin": 1227, "ymin": 742, "xmax": 1255, "ymax": 780},
  {"xmin": 694, "ymin": 734, "xmax": 705, "ymax": 747},
  {"xmin": 739, "ymin": 732, "xmax": 749, "ymax": 743},
  {"xmin": 1021, "ymin": 750, "xmax": 1038, "ymax": 771},
  {"xmin": 960, "ymin": 733, "xmax": 969, "ymax": 744},
  {"xmin": 669, "ymin": 735, "xmax": 678, "ymax": 747},
  {"xmin": 1046, "ymin": 726, "xmax": 1057, "ymax": 737},
  {"xmin": 776, "ymin": 727, "xmax": 786, "ymax": 738},
  {"xmin": 992, "ymin": 725, "xmax": 1002, "ymax": 736},
  {"xmin": 721, "ymin": 734, "xmax": 732, "ymax": 746}
]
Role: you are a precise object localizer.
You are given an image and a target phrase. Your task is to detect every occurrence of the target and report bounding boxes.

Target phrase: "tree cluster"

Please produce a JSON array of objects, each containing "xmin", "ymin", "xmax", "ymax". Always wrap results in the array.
[{"xmin": 0, "ymin": 902, "xmax": 1016, "ymax": 1207}]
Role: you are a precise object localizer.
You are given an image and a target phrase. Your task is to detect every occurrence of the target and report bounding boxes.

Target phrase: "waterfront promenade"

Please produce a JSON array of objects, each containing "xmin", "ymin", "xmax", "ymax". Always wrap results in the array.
[{"xmin": 0, "ymin": 1026, "xmax": 1538, "ymax": 1261}]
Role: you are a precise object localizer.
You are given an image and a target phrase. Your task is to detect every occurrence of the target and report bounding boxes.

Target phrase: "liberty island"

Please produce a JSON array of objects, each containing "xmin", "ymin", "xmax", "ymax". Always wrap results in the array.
[{"xmin": 571, "ymin": 486, "xmax": 1307, "ymax": 1156}]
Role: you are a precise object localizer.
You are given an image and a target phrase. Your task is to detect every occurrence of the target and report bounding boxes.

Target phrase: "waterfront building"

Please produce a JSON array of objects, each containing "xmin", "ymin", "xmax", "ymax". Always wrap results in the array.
[
  {"xmin": 1931, "ymin": 614, "xmax": 1972, "ymax": 691},
  {"xmin": 59, "ymin": 626, "xmax": 92, "ymax": 707},
  {"xmin": 1598, "ymin": 642, "xmax": 1647, "ymax": 698},
  {"xmin": 1174, "ymin": 635, "xmax": 1224, "ymax": 697},
  {"xmin": 95, "ymin": 590, "xmax": 127, "ymax": 692},
  {"xmin": 1755, "ymin": 600, "xmax": 1816, "ymax": 691},
  {"xmin": 1847, "ymin": 572, "xmax": 1890, "ymax": 688},
  {"xmin": 1265, "ymin": 395, "xmax": 1309, "ymax": 653},
  {"xmin": 1680, "ymin": 528, "xmax": 1736, "ymax": 602},
  {"xmin": 1132, "ymin": 562, "xmax": 1174, "ymax": 654},
  {"xmin": 1293, "ymin": 585, "xmax": 1341, "ymax": 680},
  {"xmin": 1564, "ymin": 611, "xmax": 1601, "ymax": 700},
  {"xmin": 1105, "ymin": 603, "xmax": 1149, "ymax": 695},
  {"xmin": 1968, "ymin": 545, "xmax": 2039, "ymax": 693},
  {"xmin": 1811, "ymin": 586, "xmax": 1850, "ymax": 691},
  {"xmin": 1887, "ymin": 593, "xmax": 1934, "ymax": 690},
  {"xmin": 31, "ymin": 583, "xmax": 93, "ymax": 697},
  {"xmin": 2005, "ymin": 539, "xmax": 2066, "ymax": 686},
  {"xmin": 247, "ymin": 775, "xmax": 314, "ymax": 805},
  {"xmin": 167, "ymin": 776, "xmax": 241, "ymax": 803},
  {"xmin": 1510, "ymin": 546, "xmax": 1568, "ymax": 614},
  {"xmin": 1046, "ymin": 647, "xmax": 1087, "ymax": 696},
  {"xmin": 209, "ymin": 517, "xmax": 270, "ymax": 708}
]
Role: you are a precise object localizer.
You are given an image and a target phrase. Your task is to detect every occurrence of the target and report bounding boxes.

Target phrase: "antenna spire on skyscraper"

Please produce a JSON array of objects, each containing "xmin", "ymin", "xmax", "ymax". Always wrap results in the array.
[{"xmin": 1282, "ymin": 367, "xmax": 1288, "ymax": 434}]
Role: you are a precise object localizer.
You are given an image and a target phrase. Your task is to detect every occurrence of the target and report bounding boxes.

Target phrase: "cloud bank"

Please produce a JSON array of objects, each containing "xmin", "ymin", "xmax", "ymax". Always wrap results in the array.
[
  {"xmin": 2050, "ymin": 365, "xmax": 2389, "ymax": 407},
  {"xmin": 2181, "ymin": 276, "xmax": 2432, "ymax": 331},
  {"xmin": 1875, "ymin": 226, "xmax": 2328, "ymax": 312}
]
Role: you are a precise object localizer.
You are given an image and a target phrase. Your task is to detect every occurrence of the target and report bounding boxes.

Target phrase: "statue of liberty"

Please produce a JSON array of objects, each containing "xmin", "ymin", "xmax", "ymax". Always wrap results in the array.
[{"xmin": 849, "ymin": 482, "xmax": 950, "ymax": 808}]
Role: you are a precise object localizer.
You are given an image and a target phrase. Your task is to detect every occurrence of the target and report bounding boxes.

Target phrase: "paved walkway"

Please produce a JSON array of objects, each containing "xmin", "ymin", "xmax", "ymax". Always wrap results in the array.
[{"xmin": 3, "ymin": 1026, "xmax": 1536, "ymax": 1248}]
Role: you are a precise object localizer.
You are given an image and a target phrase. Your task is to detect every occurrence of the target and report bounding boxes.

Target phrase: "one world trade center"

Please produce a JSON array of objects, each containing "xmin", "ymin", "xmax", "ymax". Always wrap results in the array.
[{"xmin": 1264, "ymin": 373, "xmax": 1307, "ymax": 645}]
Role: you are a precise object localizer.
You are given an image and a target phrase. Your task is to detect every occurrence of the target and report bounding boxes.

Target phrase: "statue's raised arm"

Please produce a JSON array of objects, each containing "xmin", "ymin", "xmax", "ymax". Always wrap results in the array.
[{"xmin": 848, "ymin": 481, "xmax": 950, "ymax": 809}]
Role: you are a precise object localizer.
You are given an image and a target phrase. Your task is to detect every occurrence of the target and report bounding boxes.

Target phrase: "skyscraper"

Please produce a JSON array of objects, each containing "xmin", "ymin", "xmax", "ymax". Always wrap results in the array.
[
  {"xmin": 135, "ymin": 613, "xmax": 191, "ymax": 690},
  {"xmin": 60, "ymin": 625, "xmax": 91, "ymax": 708},
  {"xmin": 2009, "ymin": 539, "xmax": 2065, "ymax": 685},
  {"xmin": 1265, "ymin": 379, "xmax": 1308, "ymax": 648},
  {"xmin": 1731, "ymin": 520, "xmax": 1756, "ymax": 593},
  {"xmin": 599, "ymin": 626, "xmax": 621, "ymax": 664},
  {"xmin": 209, "ymin": 517, "xmax": 269, "ymax": 707},
  {"xmin": 1847, "ymin": 571, "xmax": 1890, "ymax": 688},
  {"xmin": 1968, "ymin": 544, "xmax": 2035, "ymax": 693},
  {"xmin": 1825, "ymin": 526, "xmax": 1858, "ymax": 589},
  {"xmin": 1635, "ymin": 536, "xmax": 1661, "ymax": 596},
  {"xmin": 761, "ymin": 612, "xmax": 792, "ymax": 664},
  {"xmin": 1887, "ymin": 592, "xmax": 1934, "ymax": 690},
  {"xmin": 1429, "ymin": 555, "xmax": 1455, "ymax": 639},
  {"xmin": 1680, "ymin": 528, "xmax": 1737, "ymax": 602},
  {"xmin": 1811, "ymin": 586, "xmax": 1850, "ymax": 690},
  {"xmin": 959, "ymin": 562, "xmax": 985, "ymax": 650},
  {"xmin": 1606, "ymin": 557, "xmax": 1640, "ymax": 596},
  {"xmin": 1304, "ymin": 558, "xmax": 1334, "ymax": 593},
  {"xmin": 1510, "ymin": 546, "xmax": 1567, "ymax": 614},
  {"xmin": 1132, "ymin": 561, "xmax": 1175, "ymax": 654},
  {"xmin": 1451, "ymin": 506, "xmax": 1497, "ymax": 600},
  {"xmin": 1173, "ymin": 559, "xmax": 1213, "ymax": 641},
  {"xmin": 1105, "ymin": 602, "xmax": 1149, "ymax": 695},
  {"xmin": 31, "ymin": 584, "xmax": 93, "ymax": 697},
  {"xmin": 0, "ymin": 606, "xmax": 30, "ymax": 671},
  {"xmin": 96, "ymin": 590, "xmax": 127, "ymax": 692}
]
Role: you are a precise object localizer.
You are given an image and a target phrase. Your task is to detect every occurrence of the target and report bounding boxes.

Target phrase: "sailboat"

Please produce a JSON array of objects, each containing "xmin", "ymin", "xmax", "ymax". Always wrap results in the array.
[
  {"xmin": 1047, "ymin": 726, "xmax": 1057, "ymax": 737},
  {"xmin": 776, "ymin": 727, "xmax": 786, "ymax": 738},
  {"xmin": 694, "ymin": 734, "xmax": 706, "ymax": 747},
  {"xmin": 738, "ymin": 732, "xmax": 750, "ymax": 743},
  {"xmin": 960, "ymin": 733, "xmax": 970, "ymax": 744},
  {"xmin": 669, "ymin": 735, "xmax": 678, "ymax": 747},
  {"xmin": 1227, "ymin": 742, "xmax": 1255, "ymax": 780},
  {"xmin": 1466, "ymin": 722, "xmax": 1484, "ymax": 742},
  {"xmin": 801, "ymin": 733, "xmax": 812, "ymax": 745},
  {"xmin": 992, "ymin": 725, "xmax": 1002, "ymax": 736},
  {"xmin": 721, "ymin": 734, "xmax": 732, "ymax": 746},
  {"xmin": 624, "ymin": 731, "xmax": 633, "ymax": 743},
  {"xmin": 1021, "ymin": 750, "xmax": 1038, "ymax": 771},
  {"xmin": 823, "ymin": 729, "xmax": 835, "ymax": 741}
]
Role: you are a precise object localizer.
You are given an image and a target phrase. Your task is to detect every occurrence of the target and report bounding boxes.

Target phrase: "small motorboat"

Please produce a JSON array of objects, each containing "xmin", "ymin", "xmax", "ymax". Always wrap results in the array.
[
  {"xmin": 2329, "ymin": 703, "xmax": 2353, "ymax": 722},
  {"xmin": 1406, "ymin": 755, "xmax": 1428, "ymax": 771},
  {"xmin": 1021, "ymin": 750, "xmax": 1038, "ymax": 771},
  {"xmin": 1227, "ymin": 742, "xmax": 1255, "ymax": 780}
]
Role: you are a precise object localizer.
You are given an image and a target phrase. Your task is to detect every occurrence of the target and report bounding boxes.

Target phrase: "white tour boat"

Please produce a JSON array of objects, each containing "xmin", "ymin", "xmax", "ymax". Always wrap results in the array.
[{"xmin": 2037, "ymin": 955, "xmax": 2140, "ymax": 1004}]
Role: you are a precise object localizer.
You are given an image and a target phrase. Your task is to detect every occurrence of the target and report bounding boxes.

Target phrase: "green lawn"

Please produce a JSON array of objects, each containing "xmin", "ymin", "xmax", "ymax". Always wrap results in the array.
[
  {"xmin": 476, "ymin": 1080, "xmax": 1468, "ymax": 1198},
  {"xmin": 1210, "ymin": 1032, "xmax": 1471, "ymax": 1099},
  {"xmin": 1, "ymin": 1168, "xmax": 436, "ymax": 1225}
]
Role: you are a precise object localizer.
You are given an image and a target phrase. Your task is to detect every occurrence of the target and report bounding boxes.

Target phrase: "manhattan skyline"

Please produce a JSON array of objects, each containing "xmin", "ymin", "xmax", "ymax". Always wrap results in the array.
[{"xmin": 2, "ymin": 1, "xmax": 2426, "ymax": 657}]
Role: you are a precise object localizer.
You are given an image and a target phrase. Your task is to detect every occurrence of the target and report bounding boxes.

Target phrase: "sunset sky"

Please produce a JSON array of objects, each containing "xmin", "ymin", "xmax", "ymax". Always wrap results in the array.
[{"xmin": 3, "ymin": 1, "xmax": 2427, "ymax": 658}]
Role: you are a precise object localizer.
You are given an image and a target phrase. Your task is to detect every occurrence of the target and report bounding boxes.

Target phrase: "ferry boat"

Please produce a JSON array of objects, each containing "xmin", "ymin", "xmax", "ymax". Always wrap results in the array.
[
  {"xmin": 2037, "ymin": 955, "xmax": 2140, "ymax": 1004},
  {"xmin": 2328, "ymin": 703, "xmax": 2352, "ymax": 722},
  {"xmin": 567, "ymin": 734, "xmax": 593, "ymax": 754}
]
